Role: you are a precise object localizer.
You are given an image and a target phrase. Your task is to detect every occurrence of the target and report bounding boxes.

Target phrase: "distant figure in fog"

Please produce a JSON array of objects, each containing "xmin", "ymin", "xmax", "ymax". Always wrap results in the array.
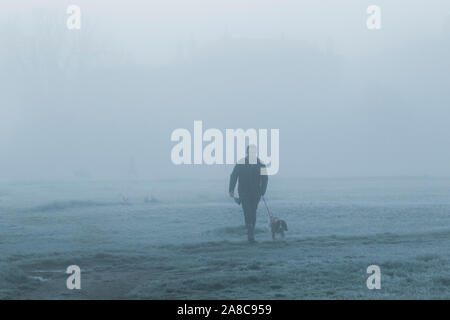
[{"xmin": 229, "ymin": 145, "xmax": 268, "ymax": 243}]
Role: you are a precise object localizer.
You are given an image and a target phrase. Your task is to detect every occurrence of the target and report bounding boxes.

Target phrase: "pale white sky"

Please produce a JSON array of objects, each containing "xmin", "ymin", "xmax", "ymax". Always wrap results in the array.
[
  {"xmin": 2, "ymin": 0, "xmax": 450, "ymax": 65},
  {"xmin": 1, "ymin": 1, "xmax": 450, "ymax": 180}
]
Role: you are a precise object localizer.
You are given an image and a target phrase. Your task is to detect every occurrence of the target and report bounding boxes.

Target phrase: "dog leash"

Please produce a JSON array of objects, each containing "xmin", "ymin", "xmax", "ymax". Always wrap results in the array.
[{"xmin": 262, "ymin": 196, "xmax": 273, "ymax": 218}]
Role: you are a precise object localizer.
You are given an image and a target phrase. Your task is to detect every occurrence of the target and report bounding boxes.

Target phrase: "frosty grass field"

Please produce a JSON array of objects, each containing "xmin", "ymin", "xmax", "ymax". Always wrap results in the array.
[{"xmin": 1, "ymin": 177, "xmax": 449, "ymax": 299}]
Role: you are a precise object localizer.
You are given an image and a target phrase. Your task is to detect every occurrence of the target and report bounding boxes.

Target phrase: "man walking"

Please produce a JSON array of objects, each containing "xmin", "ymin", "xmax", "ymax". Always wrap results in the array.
[{"xmin": 229, "ymin": 145, "xmax": 268, "ymax": 243}]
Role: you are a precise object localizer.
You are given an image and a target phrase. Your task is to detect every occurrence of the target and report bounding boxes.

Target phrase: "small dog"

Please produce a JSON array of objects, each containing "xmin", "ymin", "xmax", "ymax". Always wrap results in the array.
[{"xmin": 269, "ymin": 216, "xmax": 288, "ymax": 240}]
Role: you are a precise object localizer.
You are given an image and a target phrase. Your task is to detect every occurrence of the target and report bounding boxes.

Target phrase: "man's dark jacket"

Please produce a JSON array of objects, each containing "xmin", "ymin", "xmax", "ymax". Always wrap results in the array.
[{"xmin": 229, "ymin": 157, "xmax": 268, "ymax": 200}]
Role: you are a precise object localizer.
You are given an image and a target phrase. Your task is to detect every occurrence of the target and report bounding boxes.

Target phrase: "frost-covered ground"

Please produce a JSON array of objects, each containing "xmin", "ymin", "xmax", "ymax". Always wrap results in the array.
[{"xmin": 1, "ymin": 178, "xmax": 449, "ymax": 299}]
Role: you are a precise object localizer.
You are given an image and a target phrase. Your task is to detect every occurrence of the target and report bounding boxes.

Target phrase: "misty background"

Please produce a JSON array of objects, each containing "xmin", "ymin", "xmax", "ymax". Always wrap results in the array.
[{"xmin": 1, "ymin": 0, "xmax": 450, "ymax": 181}]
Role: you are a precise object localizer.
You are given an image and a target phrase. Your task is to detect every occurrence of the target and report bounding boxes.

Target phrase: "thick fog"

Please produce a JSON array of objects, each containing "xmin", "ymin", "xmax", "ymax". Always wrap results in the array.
[{"xmin": 1, "ymin": 0, "xmax": 450, "ymax": 181}]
